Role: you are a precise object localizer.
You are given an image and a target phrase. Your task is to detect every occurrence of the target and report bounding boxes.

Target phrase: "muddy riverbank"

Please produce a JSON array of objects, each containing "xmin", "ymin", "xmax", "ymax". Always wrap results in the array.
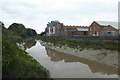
[
  {"xmin": 25, "ymin": 40, "xmax": 118, "ymax": 78},
  {"xmin": 39, "ymin": 40, "xmax": 119, "ymax": 69}
]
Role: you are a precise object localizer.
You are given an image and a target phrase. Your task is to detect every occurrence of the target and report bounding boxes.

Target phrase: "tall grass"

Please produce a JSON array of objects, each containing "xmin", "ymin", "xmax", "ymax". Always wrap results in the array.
[{"xmin": 39, "ymin": 36, "xmax": 119, "ymax": 51}]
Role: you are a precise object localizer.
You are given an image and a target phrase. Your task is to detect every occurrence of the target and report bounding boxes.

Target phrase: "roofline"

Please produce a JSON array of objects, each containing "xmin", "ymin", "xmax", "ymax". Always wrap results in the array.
[
  {"xmin": 108, "ymin": 25, "xmax": 118, "ymax": 30},
  {"xmin": 64, "ymin": 25, "xmax": 89, "ymax": 28},
  {"xmin": 90, "ymin": 21, "xmax": 101, "ymax": 26},
  {"xmin": 91, "ymin": 21, "xmax": 118, "ymax": 30}
]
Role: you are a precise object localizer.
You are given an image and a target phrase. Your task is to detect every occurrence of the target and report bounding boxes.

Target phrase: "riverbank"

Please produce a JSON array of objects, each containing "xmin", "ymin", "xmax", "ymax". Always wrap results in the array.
[
  {"xmin": 39, "ymin": 36, "xmax": 119, "ymax": 68},
  {"xmin": 2, "ymin": 38, "xmax": 50, "ymax": 78},
  {"xmin": 2, "ymin": 25, "xmax": 50, "ymax": 78},
  {"xmin": 25, "ymin": 41, "xmax": 119, "ymax": 78}
]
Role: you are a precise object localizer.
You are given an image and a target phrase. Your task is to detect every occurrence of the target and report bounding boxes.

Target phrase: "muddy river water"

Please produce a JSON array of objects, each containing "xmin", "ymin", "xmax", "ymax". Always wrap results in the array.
[{"xmin": 24, "ymin": 40, "xmax": 118, "ymax": 78}]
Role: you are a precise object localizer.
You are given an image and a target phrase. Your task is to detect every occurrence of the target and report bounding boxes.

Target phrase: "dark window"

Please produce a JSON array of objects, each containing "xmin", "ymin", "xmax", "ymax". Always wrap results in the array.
[
  {"xmin": 84, "ymin": 32, "xmax": 87, "ymax": 35},
  {"xmin": 108, "ymin": 32, "xmax": 111, "ymax": 33},
  {"xmin": 107, "ymin": 32, "xmax": 112, "ymax": 36},
  {"xmin": 95, "ymin": 31, "xmax": 96, "ymax": 35},
  {"xmin": 72, "ymin": 32, "xmax": 74, "ymax": 34}
]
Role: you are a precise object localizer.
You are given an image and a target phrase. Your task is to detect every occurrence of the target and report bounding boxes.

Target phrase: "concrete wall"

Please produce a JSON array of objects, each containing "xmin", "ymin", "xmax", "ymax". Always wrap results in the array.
[{"xmin": 46, "ymin": 21, "xmax": 64, "ymax": 36}]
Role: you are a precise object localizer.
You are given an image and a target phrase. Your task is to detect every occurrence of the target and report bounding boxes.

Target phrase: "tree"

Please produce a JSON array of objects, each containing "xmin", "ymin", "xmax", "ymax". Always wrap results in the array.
[
  {"xmin": 8, "ymin": 23, "xmax": 37, "ymax": 37},
  {"xmin": 40, "ymin": 32, "xmax": 45, "ymax": 36}
]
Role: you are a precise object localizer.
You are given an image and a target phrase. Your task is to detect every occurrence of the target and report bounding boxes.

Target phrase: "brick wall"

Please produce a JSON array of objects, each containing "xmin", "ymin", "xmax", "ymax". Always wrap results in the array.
[
  {"xmin": 88, "ymin": 22, "xmax": 102, "ymax": 36},
  {"xmin": 88, "ymin": 21, "xmax": 118, "ymax": 36}
]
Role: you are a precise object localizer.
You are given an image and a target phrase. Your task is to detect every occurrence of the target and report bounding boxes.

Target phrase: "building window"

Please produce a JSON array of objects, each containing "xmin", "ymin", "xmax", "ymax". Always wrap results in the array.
[
  {"xmin": 92, "ymin": 27, "xmax": 94, "ymax": 30},
  {"xmin": 93, "ymin": 31, "xmax": 97, "ymax": 36},
  {"xmin": 107, "ymin": 32, "xmax": 112, "ymax": 36},
  {"xmin": 95, "ymin": 31, "xmax": 96, "ymax": 35},
  {"xmin": 84, "ymin": 32, "xmax": 87, "ymax": 35},
  {"xmin": 72, "ymin": 32, "xmax": 74, "ymax": 34},
  {"xmin": 97, "ymin": 32, "xmax": 99, "ymax": 36},
  {"xmin": 93, "ymin": 23, "xmax": 96, "ymax": 26},
  {"xmin": 90, "ymin": 28, "xmax": 91, "ymax": 31}
]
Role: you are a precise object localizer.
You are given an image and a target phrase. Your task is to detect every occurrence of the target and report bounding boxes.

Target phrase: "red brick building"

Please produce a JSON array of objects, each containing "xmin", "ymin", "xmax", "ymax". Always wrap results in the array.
[
  {"xmin": 89, "ymin": 21, "xmax": 118, "ymax": 36},
  {"xmin": 64, "ymin": 25, "xmax": 89, "ymax": 36},
  {"xmin": 45, "ymin": 20, "xmax": 118, "ymax": 37}
]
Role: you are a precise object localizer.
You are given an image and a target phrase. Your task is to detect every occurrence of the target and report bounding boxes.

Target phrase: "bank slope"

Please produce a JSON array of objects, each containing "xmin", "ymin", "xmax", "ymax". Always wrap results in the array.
[{"xmin": 2, "ymin": 22, "xmax": 49, "ymax": 78}]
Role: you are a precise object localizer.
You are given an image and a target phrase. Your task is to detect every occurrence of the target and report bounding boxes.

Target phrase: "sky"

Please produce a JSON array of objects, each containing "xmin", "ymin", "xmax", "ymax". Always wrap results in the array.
[{"xmin": 0, "ymin": 0, "xmax": 119, "ymax": 34}]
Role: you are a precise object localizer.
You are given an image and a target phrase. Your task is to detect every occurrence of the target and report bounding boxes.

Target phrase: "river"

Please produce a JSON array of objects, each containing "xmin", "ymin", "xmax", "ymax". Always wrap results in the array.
[{"xmin": 24, "ymin": 40, "xmax": 118, "ymax": 78}]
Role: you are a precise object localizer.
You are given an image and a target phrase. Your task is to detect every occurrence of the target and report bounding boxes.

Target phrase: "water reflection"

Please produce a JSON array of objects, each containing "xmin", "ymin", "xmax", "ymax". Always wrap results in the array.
[
  {"xmin": 24, "ymin": 39, "xmax": 36, "ymax": 50},
  {"xmin": 46, "ymin": 48, "xmax": 118, "ymax": 75},
  {"xmin": 25, "ymin": 40, "xmax": 118, "ymax": 78}
]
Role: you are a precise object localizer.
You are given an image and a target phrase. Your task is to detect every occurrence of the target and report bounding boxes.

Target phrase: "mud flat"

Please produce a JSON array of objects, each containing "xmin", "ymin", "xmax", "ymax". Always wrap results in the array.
[{"xmin": 39, "ymin": 40, "xmax": 119, "ymax": 68}]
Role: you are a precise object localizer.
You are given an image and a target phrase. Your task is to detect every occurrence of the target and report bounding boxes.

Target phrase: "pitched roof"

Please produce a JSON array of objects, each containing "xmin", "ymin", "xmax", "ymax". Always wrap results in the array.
[
  {"xmin": 66, "ymin": 28, "xmax": 77, "ymax": 31},
  {"xmin": 64, "ymin": 25, "xmax": 88, "ymax": 28},
  {"xmin": 95, "ymin": 21, "xmax": 118, "ymax": 29},
  {"xmin": 76, "ymin": 28, "xmax": 88, "ymax": 31}
]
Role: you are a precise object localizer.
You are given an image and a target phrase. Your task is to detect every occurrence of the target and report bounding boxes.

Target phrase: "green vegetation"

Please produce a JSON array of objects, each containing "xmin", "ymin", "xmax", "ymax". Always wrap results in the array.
[
  {"xmin": 39, "ymin": 31, "xmax": 46, "ymax": 36},
  {"xmin": 2, "ymin": 22, "xmax": 49, "ymax": 78},
  {"xmin": 2, "ymin": 38, "xmax": 48, "ymax": 78},
  {"xmin": 39, "ymin": 36, "xmax": 119, "ymax": 51},
  {"xmin": 8, "ymin": 23, "xmax": 37, "ymax": 38}
]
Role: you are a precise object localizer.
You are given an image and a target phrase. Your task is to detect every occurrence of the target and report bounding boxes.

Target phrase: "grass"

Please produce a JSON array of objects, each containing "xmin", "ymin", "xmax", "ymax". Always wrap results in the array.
[
  {"xmin": 39, "ymin": 36, "xmax": 119, "ymax": 51},
  {"xmin": 2, "ymin": 27, "xmax": 49, "ymax": 78},
  {"xmin": 2, "ymin": 37, "xmax": 49, "ymax": 78}
]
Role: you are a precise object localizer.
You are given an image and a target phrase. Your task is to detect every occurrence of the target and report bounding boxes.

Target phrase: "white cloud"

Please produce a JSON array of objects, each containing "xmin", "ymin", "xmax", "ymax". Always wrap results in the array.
[{"xmin": 0, "ymin": 0, "xmax": 119, "ymax": 33}]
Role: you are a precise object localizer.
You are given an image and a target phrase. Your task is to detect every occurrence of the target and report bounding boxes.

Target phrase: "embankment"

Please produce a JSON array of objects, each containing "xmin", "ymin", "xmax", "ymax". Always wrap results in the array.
[
  {"xmin": 39, "ymin": 37, "xmax": 119, "ymax": 68},
  {"xmin": 2, "ymin": 24, "xmax": 50, "ymax": 78}
]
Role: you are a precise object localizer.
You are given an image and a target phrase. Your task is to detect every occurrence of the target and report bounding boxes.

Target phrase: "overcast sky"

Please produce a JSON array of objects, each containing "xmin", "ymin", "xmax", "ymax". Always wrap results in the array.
[{"xmin": 0, "ymin": 0, "xmax": 119, "ymax": 33}]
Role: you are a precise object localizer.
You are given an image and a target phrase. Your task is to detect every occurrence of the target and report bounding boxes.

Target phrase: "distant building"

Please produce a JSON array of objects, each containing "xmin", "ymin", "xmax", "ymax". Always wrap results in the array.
[
  {"xmin": 89, "ymin": 21, "xmax": 118, "ymax": 36},
  {"xmin": 46, "ymin": 20, "xmax": 89, "ymax": 37},
  {"xmin": 64, "ymin": 25, "xmax": 89, "ymax": 36},
  {"xmin": 45, "ymin": 20, "xmax": 118, "ymax": 37},
  {"xmin": 46, "ymin": 20, "xmax": 64, "ymax": 36}
]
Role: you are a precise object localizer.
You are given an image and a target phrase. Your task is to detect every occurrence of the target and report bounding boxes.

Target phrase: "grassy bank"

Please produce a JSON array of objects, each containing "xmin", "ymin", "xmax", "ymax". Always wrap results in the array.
[
  {"xmin": 2, "ymin": 38, "xmax": 49, "ymax": 78},
  {"xmin": 2, "ymin": 26, "xmax": 49, "ymax": 78},
  {"xmin": 39, "ymin": 36, "xmax": 119, "ymax": 51}
]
